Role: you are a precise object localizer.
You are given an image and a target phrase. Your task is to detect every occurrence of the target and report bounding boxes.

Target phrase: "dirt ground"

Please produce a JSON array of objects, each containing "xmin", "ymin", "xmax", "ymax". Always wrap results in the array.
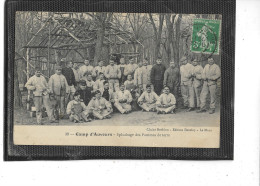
[{"xmin": 14, "ymin": 107, "xmax": 220, "ymax": 127}]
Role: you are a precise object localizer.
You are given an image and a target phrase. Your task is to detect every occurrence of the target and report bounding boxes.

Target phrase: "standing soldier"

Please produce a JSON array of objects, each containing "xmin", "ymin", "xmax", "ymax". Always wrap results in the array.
[
  {"xmin": 62, "ymin": 60, "xmax": 76, "ymax": 105},
  {"xmin": 190, "ymin": 59, "xmax": 203, "ymax": 111},
  {"xmin": 105, "ymin": 59, "xmax": 121, "ymax": 92},
  {"xmin": 197, "ymin": 58, "xmax": 221, "ymax": 114},
  {"xmin": 48, "ymin": 65, "xmax": 70, "ymax": 119},
  {"xmin": 134, "ymin": 62, "xmax": 143, "ymax": 94},
  {"xmin": 163, "ymin": 60, "xmax": 180, "ymax": 105},
  {"xmin": 78, "ymin": 59, "xmax": 94, "ymax": 80},
  {"xmin": 141, "ymin": 58, "xmax": 153, "ymax": 91},
  {"xmin": 119, "ymin": 57, "xmax": 126, "ymax": 84},
  {"xmin": 124, "ymin": 57, "xmax": 138, "ymax": 78},
  {"xmin": 150, "ymin": 56, "xmax": 166, "ymax": 95},
  {"xmin": 180, "ymin": 57, "xmax": 195, "ymax": 110},
  {"xmin": 72, "ymin": 62, "xmax": 80, "ymax": 86},
  {"xmin": 94, "ymin": 72, "xmax": 106, "ymax": 93},
  {"xmin": 25, "ymin": 67, "xmax": 57, "ymax": 124},
  {"xmin": 92, "ymin": 60, "xmax": 106, "ymax": 80}
]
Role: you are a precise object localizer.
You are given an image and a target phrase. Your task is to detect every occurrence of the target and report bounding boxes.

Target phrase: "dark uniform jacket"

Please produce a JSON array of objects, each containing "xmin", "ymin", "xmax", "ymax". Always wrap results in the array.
[
  {"xmin": 150, "ymin": 64, "xmax": 166, "ymax": 84},
  {"xmin": 62, "ymin": 67, "xmax": 76, "ymax": 86}
]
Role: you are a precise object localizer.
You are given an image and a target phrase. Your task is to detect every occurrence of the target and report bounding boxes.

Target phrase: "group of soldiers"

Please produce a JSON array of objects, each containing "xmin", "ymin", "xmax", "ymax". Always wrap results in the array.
[{"xmin": 25, "ymin": 55, "xmax": 220, "ymax": 124}]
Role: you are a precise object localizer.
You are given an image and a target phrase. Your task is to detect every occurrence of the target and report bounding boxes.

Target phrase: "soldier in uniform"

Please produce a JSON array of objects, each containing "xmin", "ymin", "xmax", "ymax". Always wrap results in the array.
[
  {"xmin": 92, "ymin": 60, "xmax": 106, "ymax": 80},
  {"xmin": 88, "ymin": 90, "xmax": 113, "ymax": 120},
  {"xmin": 48, "ymin": 65, "xmax": 70, "ymax": 119},
  {"xmin": 163, "ymin": 61, "xmax": 180, "ymax": 106},
  {"xmin": 78, "ymin": 59, "xmax": 94, "ymax": 80},
  {"xmin": 141, "ymin": 58, "xmax": 153, "ymax": 91},
  {"xmin": 124, "ymin": 57, "xmax": 138, "ymax": 78},
  {"xmin": 138, "ymin": 84, "xmax": 159, "ymax": 112},
  {"xmin": 180, "ymin": 57, "xmax": 195, "ymax": 110},
  {"xmin": 66, "ymin": 91, "xmax": 91, "ymax": 123},
  {"xmin": 189, "ymin": 59, "xmax": 203, "ymax": 111},
  {"xmin": 114, "ymin": 84, "xmax": 133, "ymax": 114},
  {"xmin": 25, "ymin": 67, "xmax": 57, "ymax": 124},
  {"xmin": 150, "ymin": 56, "xmax": 166, "ymax": 96},
  {"xmin": 156, "ymin": 86, "xmax": 176, "ymax": 114},
  {"xmin": 105, "ymin": 59, "xmax": 121, "ymax": 92},
  {"xmin": 197, "ymin": 58, "xmax": 221, "ymax": 114}
]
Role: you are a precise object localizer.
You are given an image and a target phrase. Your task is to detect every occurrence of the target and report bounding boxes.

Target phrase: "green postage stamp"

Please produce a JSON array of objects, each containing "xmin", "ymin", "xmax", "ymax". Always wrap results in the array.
[{"xmin": 191, "ymin": 18, "xmax": 221, "ymax": 55}]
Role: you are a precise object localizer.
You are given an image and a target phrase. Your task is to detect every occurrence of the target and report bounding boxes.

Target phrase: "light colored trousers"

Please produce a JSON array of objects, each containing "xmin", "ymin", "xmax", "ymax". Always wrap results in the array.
[
  {"xmin": 108, "ymin": 79, "xmax": 119, "ymax": 92},
  {"xmin": 139, "ymin": 103, "xmax": 156, "ymax": 112},
  {"xmin": 93, "ymin": 109, "xmax": 112, "ymax": 119},
  {"xmin": 114, "ymin": 102, "xmax": 132, "ymax": 114},
  {"xmin": 192, "ymin": 85, "xmax": 202, "ymax": 108},
  {"xmin": 200, "ymin": 83, "xmax": 217, "ymax": 109},
  {"xmin": 34, "ymin": 95, "xmax": 54, "ymax": 124},
  {"xmin": 69, "ymin": 110, "xmax": 89, "ymax": 122},
  {"xmin": 156, "ymin": 105, "xmax": 176, "ymax": 113},
  {"xmin": 55, "ymin": 95, "xmax": 66, "ymax": 116},
  {"xmin": 181, "ymin": 84, "xmax": 195, "ymax": 107}
]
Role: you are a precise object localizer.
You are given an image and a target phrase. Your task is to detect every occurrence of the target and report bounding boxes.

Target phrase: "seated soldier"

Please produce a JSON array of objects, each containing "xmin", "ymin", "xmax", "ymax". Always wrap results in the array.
[
  {"xmin": 124, "ymin": 74, "xmax": 140, "ymax": 111},
  {"xmin": 156, "ymin": 86, "xmax": 176, "ymax": 114},
  {"xmin": 88, "ymin": 90, "xmax": 113, "ymax": 120},
  {"xmin": 114, "ymin": 84, "xmax": 133, "ymax": 114},
  {"xmin": 66, "ymin": 91, "xmax": 91, "ymax": 123},
  {"xmin": 138, "ymin": 84, "xmax": 159, "ymax": 112},
  {"xmin": 77, "ymin": 80, "xmax": 92, "ymax": 106}
]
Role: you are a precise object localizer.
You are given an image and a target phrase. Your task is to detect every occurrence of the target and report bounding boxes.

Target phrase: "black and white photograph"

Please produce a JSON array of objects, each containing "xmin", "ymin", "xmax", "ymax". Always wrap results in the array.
[{"xmin": 12, "ymin": 11, "xmax": 222, "ymax": 147}]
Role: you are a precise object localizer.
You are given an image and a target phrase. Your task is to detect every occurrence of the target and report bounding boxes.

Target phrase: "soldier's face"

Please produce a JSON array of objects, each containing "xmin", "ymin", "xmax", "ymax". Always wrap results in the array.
[
  {"xmin": 208, "ymin": 58, "xmax": 214, "ymax": 65},
  {"xmin": 120, "ymin": 85, "xmax": 125, "ymax": 91},
  {"xmin": 79, "ymin": 84, "xmax": 86, "ymax": 90},
  {"xmin": 156, "ymin": 59, "xmax": 162, "ymax": 64},
  {"xmin": 192, "ymin": 61, "xmax": 198, "ymax": 66},
  {"xmin": 129, "ymin": 59, "xmax": 134, "ymax": 64},
  {"xmin": 120, "ymin": 58, "xmax": 125, "ymax": 64},
  {"xmin": 35, "ymin": 71, "xmax": 41, "ymax": 77},
  {"xmin": 104, "ymin": 83, "xmax": 109, "ymax": 89},
  {"xmin": 84, "ymin": 60, "xmax": 89, "ymax": 65},
  {"xmin": 100, "ymin": 74, "xmax": 104, "ymax": 79},
  {"xmin": 74, "ymin": 95, "xmax": 81, "ymax": 101},
  {"xmin": 86, "ymin": 75, "xmax": 92, "ymax": 81},
  {"xmin": 147, "ymin": 87, "xmax": 151, "ymax": 93},
  {"xmin": 56, "ymin": 69, "xmax": 62, "ymax": 75},
  {"xmin": 170, "ymin": 62, "xmax": 175, "ymax": 68},
  {"xmin": 99, "ymin": 61, "xmax": 103, "ymax": 66},
  {"xmin": 143, "ymin": 60, "xmax": 148, "ymax": 66},
  {"xmin": 164, "ymin": 87, "xmax": 170, "ymax": 94},
  {"xmin": 68, "ymin": 62, "xmax": 73, "ymax": 68},
  {"xmin": 127, "ymin": 75, "xmax": 132, "ymax": 81},
  {"xmin": 73, "ymin": 63, "xmax": 78, "ymax": 69},
  {"xmin": 110, "ymin": 60, "xmax": 114, "ymax": 66},
  {"xmin": 96, "ymin": 93, "xmax": 101, "ymax": 99}
]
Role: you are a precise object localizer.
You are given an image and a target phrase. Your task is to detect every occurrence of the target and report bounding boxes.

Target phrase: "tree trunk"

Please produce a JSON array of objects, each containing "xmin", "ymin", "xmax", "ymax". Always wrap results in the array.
[
  {"xmin": 14, "ymin": 60, "xmax": 23, "ymax": 108},
  {"xmin": 94, "ymin": 24, "xmax": 105, "ymax": 66}
]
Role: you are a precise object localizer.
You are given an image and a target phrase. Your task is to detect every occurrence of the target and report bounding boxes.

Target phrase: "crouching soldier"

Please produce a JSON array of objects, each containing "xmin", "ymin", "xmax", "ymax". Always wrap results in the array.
[
  {"xmin": 66, "ymin": 91, "xmax": 91, "ymax": 123},
  {"xmin": 138, "ymin": 84, "xmax": 159, "ymax": 112},
  {"xmin": 88, "ymin": 90, "xmax": 113, "ymax": 120},
  {"xmin": 197, "ymin": 58, "xmax": 221, "ymax": 114},
  {"xmin": 25, "ymin": 67, "xmax": 57, "ymax": 124},
  {"xmin": 156, "ymin": 86, "xmax": 176, "ymax": 114},
  {"xmin": 114, "ymin": 84, "xmax": 132, "ymax": 114}
]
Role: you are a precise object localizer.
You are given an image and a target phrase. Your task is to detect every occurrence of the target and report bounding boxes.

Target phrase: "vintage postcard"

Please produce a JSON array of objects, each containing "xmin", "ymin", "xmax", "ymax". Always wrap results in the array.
[{"xmin": 13, "ymin": 12, "xmax": 222, "ymax": 148}]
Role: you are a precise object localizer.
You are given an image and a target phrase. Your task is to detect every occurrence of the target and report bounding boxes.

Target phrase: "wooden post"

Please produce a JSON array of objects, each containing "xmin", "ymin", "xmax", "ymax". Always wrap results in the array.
[
  {"xmin": 47, "ymin": 21, "xmax": 51, "ymax": 77},
  {"xmin": 26, "ymin": 48, "xmax": 30, "ymax": 111}
]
